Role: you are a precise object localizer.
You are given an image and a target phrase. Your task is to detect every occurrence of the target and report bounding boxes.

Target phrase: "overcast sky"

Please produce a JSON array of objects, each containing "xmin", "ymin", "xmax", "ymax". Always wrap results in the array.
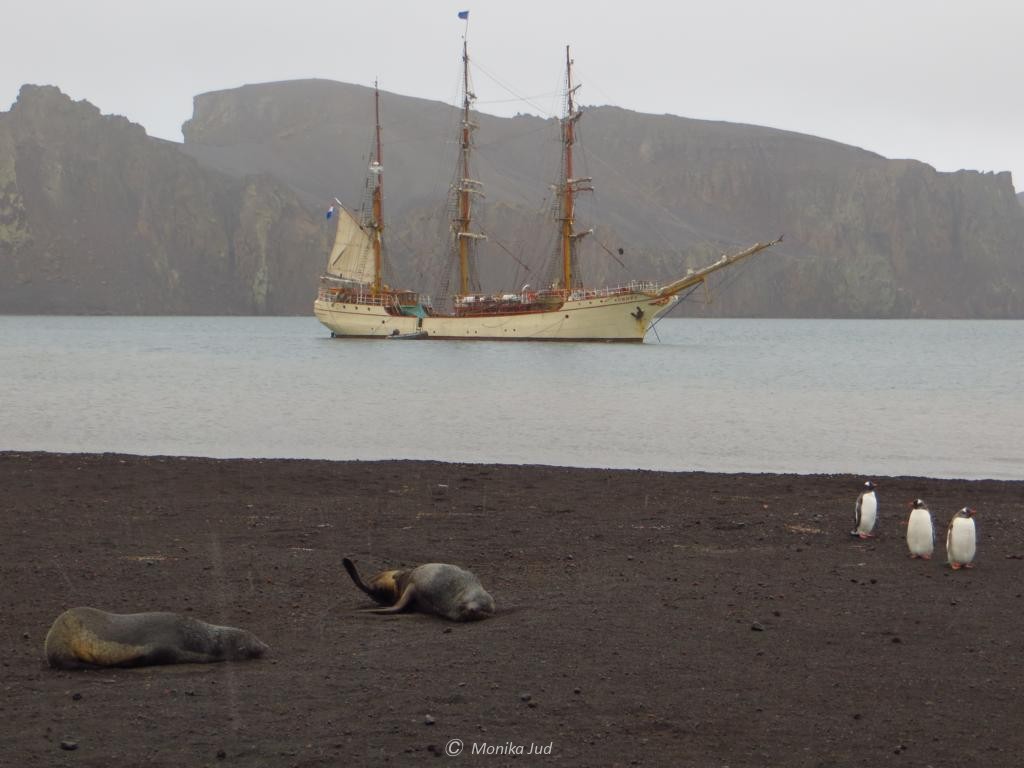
[{"xmin": 3, "ymin": 0, "xmax": 1021, "ymax": 192}]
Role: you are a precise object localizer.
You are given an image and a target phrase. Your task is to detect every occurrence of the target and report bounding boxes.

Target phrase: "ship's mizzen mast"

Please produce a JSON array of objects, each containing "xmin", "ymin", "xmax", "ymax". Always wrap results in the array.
[
  {"xmin": 559, "ymin": 46, "xmax": 592, "ymax": 292},
  {"xmin": 371, "ymin": 81, "xmax": 384, "ymax": 296},
  {"xmin": 455, "ymin": 40, "xmax": 485, "ymax": 296}
]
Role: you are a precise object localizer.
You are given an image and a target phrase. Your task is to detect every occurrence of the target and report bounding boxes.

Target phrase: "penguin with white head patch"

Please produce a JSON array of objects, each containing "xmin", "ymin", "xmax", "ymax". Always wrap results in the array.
[
  {"xmin": 946, "ymin": 507, "xmax": 977, "ymax": 570},
  {"xmin": 905, "ymin": 499, "xmax": 934, "ymax": 559},
  {"xmin": 851, "ymin": 481, "xmax": 878, "ymax": 539}
]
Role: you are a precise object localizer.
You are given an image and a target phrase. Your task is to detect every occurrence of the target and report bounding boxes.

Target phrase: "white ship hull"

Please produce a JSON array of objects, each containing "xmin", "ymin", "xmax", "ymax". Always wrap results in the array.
[{"xmin": 314, "ymin": 291, "xmax": 679, "ymax": 342}]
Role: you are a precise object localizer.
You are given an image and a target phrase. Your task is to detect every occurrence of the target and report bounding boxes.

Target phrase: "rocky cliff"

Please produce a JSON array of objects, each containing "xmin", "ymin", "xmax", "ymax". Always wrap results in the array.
[
  {"xmin": 181, "ymin": 80, "xmax": 1024, "ymax": 318},
  {"xmin": 0, "ymin": 85, "xmax": 327, "ymax": 314},
  {"xmin": 2, "ymin": 80, "xmax": 1022, "ymax": 317}
]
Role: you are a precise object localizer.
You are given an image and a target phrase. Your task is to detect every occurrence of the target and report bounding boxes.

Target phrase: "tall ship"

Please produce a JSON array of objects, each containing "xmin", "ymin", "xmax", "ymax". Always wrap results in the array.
[{"xmin": 314, "ymin": 42, "xmax": 780, "ymax": 342}]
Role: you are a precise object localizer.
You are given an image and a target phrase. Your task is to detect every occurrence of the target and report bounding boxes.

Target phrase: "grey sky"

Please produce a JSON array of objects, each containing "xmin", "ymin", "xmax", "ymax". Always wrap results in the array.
[{"xmin": 4, "ymin": 0, "xmax": 1021, "ymax": 192}]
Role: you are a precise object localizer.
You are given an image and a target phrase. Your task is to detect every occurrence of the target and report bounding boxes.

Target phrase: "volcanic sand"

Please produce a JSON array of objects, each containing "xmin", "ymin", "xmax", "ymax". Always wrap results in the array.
[{"xmin": 2, "ymin": 452, "xmax": 1022, "ymax": 766}]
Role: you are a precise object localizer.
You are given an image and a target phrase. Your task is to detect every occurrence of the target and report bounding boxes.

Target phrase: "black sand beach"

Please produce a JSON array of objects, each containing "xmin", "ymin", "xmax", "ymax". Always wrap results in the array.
[{"xmin": 2, "ymin": 451, "xmax": 1023, "ymax": 767}]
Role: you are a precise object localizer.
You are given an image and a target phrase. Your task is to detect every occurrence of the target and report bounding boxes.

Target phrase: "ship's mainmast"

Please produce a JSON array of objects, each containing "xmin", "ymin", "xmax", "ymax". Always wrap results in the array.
[
  {"xmin": 559, "ymin": 46, "xmax": 592, "ymax": 292},
  {"xmin": 370, "ymin": 82, "xmax": 384, "ymax": 296},
  {"xmin": 454, "ymin": 39, "xmax": 485, "ymax": 295}
]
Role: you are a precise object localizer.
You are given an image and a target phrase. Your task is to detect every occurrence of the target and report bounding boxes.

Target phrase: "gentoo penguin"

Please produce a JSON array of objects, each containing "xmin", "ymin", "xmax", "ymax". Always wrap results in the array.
[
  {"xmin": 851, "ymin": 481, "xmax": 878, "ymax": 539},
  {"xmin": 905, "ymin": 499, "xmax": 934, "ymax": 559},
  {"xmin": 946, "ymin": 507, "xmax": 977, "ymax": 570}
]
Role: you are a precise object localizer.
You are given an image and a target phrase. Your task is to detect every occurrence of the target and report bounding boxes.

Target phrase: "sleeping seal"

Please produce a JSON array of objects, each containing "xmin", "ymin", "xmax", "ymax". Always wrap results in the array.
[
  {"xmin": 342, "ymin": 558, "xmax": 494, "ymax": 622},
  {"xmin": 44, "ymin": 606, "xmax": 269, "ymax": 669}
]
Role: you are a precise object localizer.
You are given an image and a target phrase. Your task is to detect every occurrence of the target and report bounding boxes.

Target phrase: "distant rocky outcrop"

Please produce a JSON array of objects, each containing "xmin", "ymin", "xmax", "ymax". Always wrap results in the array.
[
  {"xmin": 2, "ymin": 80, "xmax": 1023, "ymax": 317},
  {"xmin": 0, "ymin": 85, "xmax": 327, "ymax": 314}
]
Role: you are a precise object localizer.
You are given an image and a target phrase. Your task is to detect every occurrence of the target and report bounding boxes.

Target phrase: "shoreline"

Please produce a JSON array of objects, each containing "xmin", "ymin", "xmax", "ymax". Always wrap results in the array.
[{"xmin": 3, "ymin": 449, "xmax": 1020, "ymax": 484}]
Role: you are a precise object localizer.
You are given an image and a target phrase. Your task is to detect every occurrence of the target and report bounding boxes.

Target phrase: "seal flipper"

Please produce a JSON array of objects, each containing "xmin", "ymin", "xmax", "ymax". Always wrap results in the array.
[
  {"xmin": 343, "ymin": 558, "xmax": 377, "ymax": 599},
  {"xmin": 364, "ymin": 584, "xmax": 417, "ymax": 615}
]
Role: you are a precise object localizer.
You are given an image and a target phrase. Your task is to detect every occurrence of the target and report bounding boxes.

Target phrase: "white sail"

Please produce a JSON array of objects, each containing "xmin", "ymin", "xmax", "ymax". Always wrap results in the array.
[{"xmin": 325, "ymin": 206, "xmax": 376, "ymax": 285}]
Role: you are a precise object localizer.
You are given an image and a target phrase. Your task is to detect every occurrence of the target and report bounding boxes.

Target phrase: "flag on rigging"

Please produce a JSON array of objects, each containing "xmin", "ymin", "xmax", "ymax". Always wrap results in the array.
[{"xmin": 457, "ymin": 10, "xmax": 469, "ymax": 19}]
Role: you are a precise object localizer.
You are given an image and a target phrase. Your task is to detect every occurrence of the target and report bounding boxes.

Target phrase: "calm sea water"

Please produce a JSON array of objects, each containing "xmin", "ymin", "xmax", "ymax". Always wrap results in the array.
[{"xmin": 1, "ymin": 316, "xmax": 1021, "ymax": 480}]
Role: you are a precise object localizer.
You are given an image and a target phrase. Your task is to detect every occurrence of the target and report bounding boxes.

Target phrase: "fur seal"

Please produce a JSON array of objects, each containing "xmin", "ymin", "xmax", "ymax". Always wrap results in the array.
[
  {"xmin": 44, "ymin": 607, "xmax": 269, "ymax": 669},
  {"xmin": 342, "ymin": 558, "xmax": 494, "ymax": 621}
]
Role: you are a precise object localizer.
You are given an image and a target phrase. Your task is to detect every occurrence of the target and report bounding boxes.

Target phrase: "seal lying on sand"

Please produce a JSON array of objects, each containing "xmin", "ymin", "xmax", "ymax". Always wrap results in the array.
[
  {"xmin": 44, "ymin": 607, "xmax": 269, "ymax": 669},
  {"xmin": 342, "ymin": 558, "xmax": 495, "ymax": 621}
]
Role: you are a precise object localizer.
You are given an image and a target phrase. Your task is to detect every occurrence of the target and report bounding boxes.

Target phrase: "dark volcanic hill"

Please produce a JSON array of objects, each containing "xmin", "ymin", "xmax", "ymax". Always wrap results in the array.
[
  {"xmin": 0, "ymin": 85, "xmax": 327, "ymax": 314},
  {"xmin": 2, "ymin": 80, "xmax": 1023, "ymax": 316}
]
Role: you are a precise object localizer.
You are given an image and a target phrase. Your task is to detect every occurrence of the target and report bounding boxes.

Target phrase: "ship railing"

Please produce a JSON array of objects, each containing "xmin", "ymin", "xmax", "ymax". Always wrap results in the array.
[
  {"xmin": 317, "ymin": 285, "xmax": 434, "ymax": 314},
  {"xmin": 558, "ymin": 281, "xmax": 663, "ymax": 301},
  {"xmin": 456, "ymin": 293, "xmax": 525, "ymax": 304},
  {"xmin": 316, "ymin": 286, "xmax": 396, "ymax": 307},
  {"xmin": 449, "ymin": 281, "xmax": 667, "ymax": 308}
]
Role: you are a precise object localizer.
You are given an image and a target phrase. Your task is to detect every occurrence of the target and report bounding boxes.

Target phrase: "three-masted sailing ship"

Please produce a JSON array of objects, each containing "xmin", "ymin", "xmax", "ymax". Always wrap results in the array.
[{"xmin": 313, "ymin": 42, "xmax": 779, "ymax": 342}]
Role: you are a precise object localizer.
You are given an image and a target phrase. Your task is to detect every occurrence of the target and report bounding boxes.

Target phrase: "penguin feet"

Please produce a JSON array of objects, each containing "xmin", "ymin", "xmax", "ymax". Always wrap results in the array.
[
  {"xmin": 858, "ymin": 532, "xmax": 876, "ymax": 540},
  {"xmin": 921, "ymin": 554, "xmax": 932, "ymax": 560},
  {"xmin": 963, "ymin": 562, "xmax": 976, "ymax": 569},
  {"xmin": 950, "ymin": 562, "xmax": 962, "ymax": 570}
]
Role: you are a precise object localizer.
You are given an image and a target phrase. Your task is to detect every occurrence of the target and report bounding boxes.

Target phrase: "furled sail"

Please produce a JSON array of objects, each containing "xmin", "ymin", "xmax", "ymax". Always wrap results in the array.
[{"xmin": 325, "ymin": 206, "xmax": 376, "ymax": 285}]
